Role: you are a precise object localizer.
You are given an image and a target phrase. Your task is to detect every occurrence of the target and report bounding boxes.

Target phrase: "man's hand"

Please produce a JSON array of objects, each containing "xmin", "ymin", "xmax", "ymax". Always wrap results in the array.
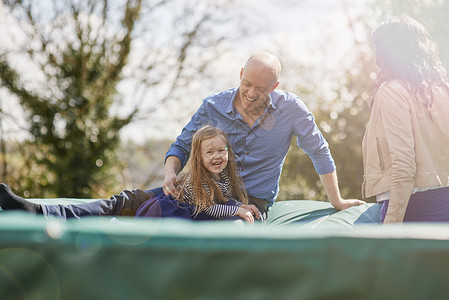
[
  {"xmin": 239, "ymin": 204, "xmax": 261, "ymax": 220},
  {"xmin": 163, "ymin": 173, "xmax": 179, "ymax": 197},
  {"xmin": 163, "ymin": 156, "xmax": 182, "ymax": 197},
  {"xmin": 332, "ymin": 198, "xmax": 366, "ymax": 211},
  {"xmin": 319, "ymin": 170, "xmax": 365, "ymax": 211}
]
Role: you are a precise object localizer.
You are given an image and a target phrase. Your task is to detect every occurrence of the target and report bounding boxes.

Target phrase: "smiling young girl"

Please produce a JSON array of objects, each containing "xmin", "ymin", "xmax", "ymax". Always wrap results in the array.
[
  {"xmin": 0, "ymin": 126, "xmax": 260, "ymax": 223},
  {"xmin": 135, "ymin": 125, "xmax": 261, "ymax": 223}
]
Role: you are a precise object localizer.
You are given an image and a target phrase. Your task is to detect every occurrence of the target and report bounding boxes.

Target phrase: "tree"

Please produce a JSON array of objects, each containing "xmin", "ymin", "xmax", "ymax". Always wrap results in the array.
[
  {"xmin": 278, "ymin": 0, "xmax": 449, "ymax": 202},
  {"xmin": 0, "ymin": 0, "xmax": 238, "ymax": 198}
]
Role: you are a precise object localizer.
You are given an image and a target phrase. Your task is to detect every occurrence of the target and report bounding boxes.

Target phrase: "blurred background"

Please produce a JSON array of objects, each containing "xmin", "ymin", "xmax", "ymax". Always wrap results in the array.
[{"xmin": 0, "ymin": 0, "xmax": 448, "ymax": 200}]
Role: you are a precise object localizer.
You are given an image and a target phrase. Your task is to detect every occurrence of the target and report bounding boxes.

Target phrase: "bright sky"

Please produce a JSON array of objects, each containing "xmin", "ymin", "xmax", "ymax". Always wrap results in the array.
[
  {"xmin": 0, "ymin": 0, "xmax": 371, "ymax": 143},
  {"xmin": 118, "ymin": 0, "xmax": 370, "ymax": 142}
]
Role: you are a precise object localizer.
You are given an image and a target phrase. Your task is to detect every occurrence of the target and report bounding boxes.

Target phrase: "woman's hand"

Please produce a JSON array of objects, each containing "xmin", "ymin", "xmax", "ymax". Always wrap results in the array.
[
  {"xmin": 383, "ymin": 203, "xmax": 406, "ymax": 224},
  {"xmin": 236, "ymin": 207, "xmax": 255, "ymax": 223},
  {"xmin": 383, "ymin": 215, "xmax": 403, "ymax": 223}
]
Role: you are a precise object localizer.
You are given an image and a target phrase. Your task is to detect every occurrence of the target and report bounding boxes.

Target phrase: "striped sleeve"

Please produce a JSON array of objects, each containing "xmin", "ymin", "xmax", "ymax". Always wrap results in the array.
[{"xmin": 203, "ymin": 204, "xmax": 239, "ymax": 218}]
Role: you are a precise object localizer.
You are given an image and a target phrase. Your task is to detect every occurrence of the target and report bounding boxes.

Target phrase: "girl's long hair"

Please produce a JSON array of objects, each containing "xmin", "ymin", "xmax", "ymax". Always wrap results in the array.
[
  {"xmin": 372, "ymin": 15, "xmax": 449, "ymax": 109},
  {"xmin": 176, "ymin": 125, "xmax": 248, "ymax": 214}
]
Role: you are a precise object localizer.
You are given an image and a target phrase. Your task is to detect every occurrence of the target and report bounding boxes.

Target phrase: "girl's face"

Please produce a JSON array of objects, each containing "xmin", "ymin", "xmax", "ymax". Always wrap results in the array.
[{"xmin": 200, "ymin": 135, "xmax": 228, "ymax": 176}]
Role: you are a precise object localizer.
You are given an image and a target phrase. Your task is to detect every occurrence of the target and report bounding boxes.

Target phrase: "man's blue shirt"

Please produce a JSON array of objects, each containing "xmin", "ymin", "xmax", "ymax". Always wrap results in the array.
[{"xmin": 165, "ymin": 88, "xmax": 335, "ymax": 206}]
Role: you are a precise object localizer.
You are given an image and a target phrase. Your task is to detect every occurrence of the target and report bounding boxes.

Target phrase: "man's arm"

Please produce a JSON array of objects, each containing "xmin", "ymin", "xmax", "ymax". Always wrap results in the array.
[
  {"xmin": 319, "ymin": 170, "xmax": 365, "ymax": 210},
  {"xmin": 289, "ymin": 98, "xmax": 363, "ymax": 210},
  {"xmin": 163, "ymin": 156, "xmax": 182, "ymax": 196},
  {"xmin": 163, "ymin": 99, "xmax": 212, "ymax": 196}
]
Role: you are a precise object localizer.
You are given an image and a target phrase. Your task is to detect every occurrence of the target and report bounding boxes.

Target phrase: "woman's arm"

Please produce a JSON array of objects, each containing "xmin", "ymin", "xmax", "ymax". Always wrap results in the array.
[{"xmin": 378, "ymin": 84, "xmax": 416, "ymax": 223}]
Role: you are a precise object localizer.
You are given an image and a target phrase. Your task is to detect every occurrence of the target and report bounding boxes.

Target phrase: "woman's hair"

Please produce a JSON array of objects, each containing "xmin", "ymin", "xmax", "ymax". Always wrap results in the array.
[
  {"xmin": 176, "ymin": 125, "xmax": 248, "ymax": 213},
  {"xmin": 372, "ymin": 15, "xmax": 449, "ymax": 109}
]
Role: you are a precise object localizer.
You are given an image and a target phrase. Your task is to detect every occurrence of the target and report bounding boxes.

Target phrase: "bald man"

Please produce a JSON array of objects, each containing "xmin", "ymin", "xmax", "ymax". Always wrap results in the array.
[
  {"xmin": 164, "ymin": 52, "xmax": 364, "ymax": 216},
  {"xmin": 0, "ymin": 52, "xmax": 364, "ymax": 220}
]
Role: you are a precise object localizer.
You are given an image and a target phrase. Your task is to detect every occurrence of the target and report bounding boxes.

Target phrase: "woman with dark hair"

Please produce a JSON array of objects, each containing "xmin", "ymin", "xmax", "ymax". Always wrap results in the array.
[{"xmin": 362, "ymin": 15, "xmax": 449, "ymax": 223}]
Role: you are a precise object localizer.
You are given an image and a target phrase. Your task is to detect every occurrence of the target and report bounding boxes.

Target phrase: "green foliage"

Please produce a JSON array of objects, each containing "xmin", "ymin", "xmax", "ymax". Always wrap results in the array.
[
  {"xmin": 2, "ymin": 0, "xmax": 448, "ymax": 201},
  {"xmin": 0, "ymin": 0, "xmax": 142, "ymax": 197},
  {"xmin": 0, "ymin": 0, "xmax": 239, "ymax": 198}
]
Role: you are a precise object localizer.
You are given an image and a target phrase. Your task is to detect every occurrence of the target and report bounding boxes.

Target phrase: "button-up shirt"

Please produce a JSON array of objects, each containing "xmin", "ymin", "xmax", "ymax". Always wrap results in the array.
[{"xmin": 166, "ymin": 88, "xmax": 335, "ymax": 206}]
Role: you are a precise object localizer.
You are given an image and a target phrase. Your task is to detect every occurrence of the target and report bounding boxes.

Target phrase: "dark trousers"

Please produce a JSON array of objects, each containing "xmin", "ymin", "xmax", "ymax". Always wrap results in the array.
[
  {"xmin": 41, "ymin": 187, "xmax": 163, "ymax": 220},
  {"xmin": 380, "ymin": 186, "xmax": 449, "ymax": 222},
  {"xmin": 248, "ymin": 196, "xmax": 269, "ymax": 221},
  {"xmin": 40, "ymin": 187, "xmax": 270, "ymax": 221}
]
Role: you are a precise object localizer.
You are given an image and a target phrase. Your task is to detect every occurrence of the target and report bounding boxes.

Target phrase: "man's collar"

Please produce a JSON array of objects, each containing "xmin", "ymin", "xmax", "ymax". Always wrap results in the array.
[
  {"xmin": 227, "ymin": 88, "xmax": 277, "ymax": 116},
  {"xmin": 226, "ymin": 88, "xmax": 238, "ymax": 116},
  {"xmin": 267, "ymin": 92, "xmax": 276, "ymax": 110}
]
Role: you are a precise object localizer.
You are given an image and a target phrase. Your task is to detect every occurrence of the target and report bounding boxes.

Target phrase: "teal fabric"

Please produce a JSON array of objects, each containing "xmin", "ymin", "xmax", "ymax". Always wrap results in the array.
[
  {"xmin": 7, "ymin": 199, "xmax": 449, "ymax": 299},
  {"xmin": 22, "ymin": 198, "xmax": 383, "ymax": 227},
  {"xmin": 266, "ymin": 200, "xmax": 382, "ymax": 228}
]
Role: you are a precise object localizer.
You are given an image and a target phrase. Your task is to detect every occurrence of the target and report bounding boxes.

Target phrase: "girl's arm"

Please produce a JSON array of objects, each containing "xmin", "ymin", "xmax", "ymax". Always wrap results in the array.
[
  {"xmin": 203, "ymin": 203, "xmax": 258, "ymax": 223},
  {"xmin": 203, "ymin": 204, "xmax": 239, "ymax": 219}
]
